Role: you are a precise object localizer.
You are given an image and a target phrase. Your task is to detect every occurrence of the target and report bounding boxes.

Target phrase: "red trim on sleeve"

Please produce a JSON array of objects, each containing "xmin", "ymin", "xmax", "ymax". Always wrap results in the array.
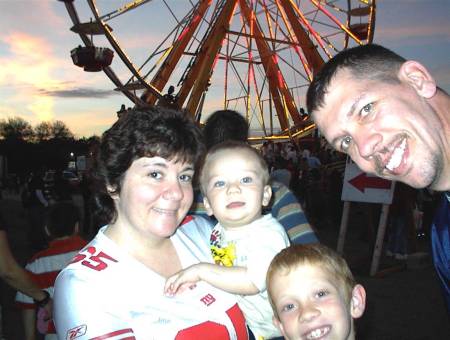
[{"xmin": 89, "ymin": 328, "xmax": 135, "ymax": 340}]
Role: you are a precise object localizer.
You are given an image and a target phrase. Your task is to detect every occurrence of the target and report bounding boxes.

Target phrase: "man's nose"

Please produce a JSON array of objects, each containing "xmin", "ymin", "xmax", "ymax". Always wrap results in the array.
[{"xmin": 354, "ymin": 129, "xmax": 382, "ymax": 159}]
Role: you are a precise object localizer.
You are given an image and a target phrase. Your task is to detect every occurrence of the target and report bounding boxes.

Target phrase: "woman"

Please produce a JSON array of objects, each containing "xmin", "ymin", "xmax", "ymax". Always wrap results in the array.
[{"xmin": 53, "ymin": 107, "xmax": 248, "ymax": 339}]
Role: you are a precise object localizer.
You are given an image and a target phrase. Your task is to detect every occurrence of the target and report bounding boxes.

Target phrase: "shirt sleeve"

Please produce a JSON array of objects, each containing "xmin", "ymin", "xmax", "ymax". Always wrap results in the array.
[
  {"xmin": 270, "ymin": 181, "xmax": 319, "ymax": 244},
  {"xmin": 245, "ymin": 222, "xmax": 290, "ymax": 292}
]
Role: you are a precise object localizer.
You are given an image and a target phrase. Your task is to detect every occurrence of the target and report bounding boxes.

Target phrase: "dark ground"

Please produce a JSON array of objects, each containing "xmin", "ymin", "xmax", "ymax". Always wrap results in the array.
[{"xmin": 0, "ymin": 192, "xmax": 449, "ymax": 339}]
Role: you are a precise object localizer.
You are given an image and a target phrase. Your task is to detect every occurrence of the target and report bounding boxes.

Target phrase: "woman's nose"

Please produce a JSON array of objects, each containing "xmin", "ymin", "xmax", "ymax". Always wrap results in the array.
[{"xmin": 163, "ymin": 180, "xmax": 183, "ymax": 200}]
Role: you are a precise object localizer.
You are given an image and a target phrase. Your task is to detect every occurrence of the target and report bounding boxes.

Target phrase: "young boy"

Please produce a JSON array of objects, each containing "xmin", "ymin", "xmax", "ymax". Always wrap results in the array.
[
  {"xmin": 165, "ymin": 141, "xmax": 290, "ymax": 339},
  {"xmin": 16, "ymin": 202, "xmax": 87, "ymax": 340},
  {"xmin": 266, "ymin": 244, "xmax": 366, "ymax": 340}
]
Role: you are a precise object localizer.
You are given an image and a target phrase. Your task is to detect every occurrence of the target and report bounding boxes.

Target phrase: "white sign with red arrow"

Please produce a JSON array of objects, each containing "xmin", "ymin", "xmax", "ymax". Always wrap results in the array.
[{"xmin": 341, "ymin": 159, "xmax": 395, "ymax": 204}]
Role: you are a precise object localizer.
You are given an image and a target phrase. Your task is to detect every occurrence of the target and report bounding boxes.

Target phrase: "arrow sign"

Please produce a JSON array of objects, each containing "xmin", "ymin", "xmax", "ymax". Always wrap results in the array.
[{"xmin": 348, "ymin": 173, "xmax": 392, "ymax": 193}]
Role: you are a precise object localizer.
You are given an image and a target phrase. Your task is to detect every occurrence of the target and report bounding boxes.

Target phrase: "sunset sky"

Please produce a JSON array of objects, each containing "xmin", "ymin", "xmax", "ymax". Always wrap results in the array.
[{"xmin": 1, "ymin": 0, "xmax": 449, "ymax": 138}]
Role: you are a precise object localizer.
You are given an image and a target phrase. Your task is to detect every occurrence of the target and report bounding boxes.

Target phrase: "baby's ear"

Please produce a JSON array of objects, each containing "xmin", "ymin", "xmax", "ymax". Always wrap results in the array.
[
  {"xmin": 262, "ymin": 185, "xmax": 272, "ymax": 207},
  {"xmin": 350, "ymin": 284, "xmax": 366, "ymax": 319},
  {"xmin": 203, "ymin": 197, "xmax": 214, "ymax": 216}
]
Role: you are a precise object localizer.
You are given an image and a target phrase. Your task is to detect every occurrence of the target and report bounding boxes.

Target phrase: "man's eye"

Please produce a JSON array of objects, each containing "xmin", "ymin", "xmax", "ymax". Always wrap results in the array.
[
  {"xmin": 340, "ymin": 136, "xmax": 352, "ymax": 152},
  {"xmin": 180, "ymin": 174, "xmax": 192, "ymax": 183},
  {"xmin": 360, "ymin": 103, "xmax": 374, "ymax": 117},
  {"xmin": 214, "ymin": 180, "xmax": 225, "ymax": 188},
  {"xmin": 241, "ymin": 176, "xmax": 252, "ymax": 184},
  {"xmin": 149, "ymin": 171, "xmax": 162, "ymax": 179}
]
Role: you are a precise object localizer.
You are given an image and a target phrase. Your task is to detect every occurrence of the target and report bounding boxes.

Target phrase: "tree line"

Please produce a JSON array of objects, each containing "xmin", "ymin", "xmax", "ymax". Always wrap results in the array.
[{"xmin": 0, "ymin": 116, "xmax": 99, "ymax": 177}]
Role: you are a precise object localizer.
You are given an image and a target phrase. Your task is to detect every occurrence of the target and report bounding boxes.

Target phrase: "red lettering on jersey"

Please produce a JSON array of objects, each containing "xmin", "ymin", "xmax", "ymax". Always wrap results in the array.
[
  {"xmin": 89, "ymin": 328, "xmax": 135, "ymax": 340},
  {"xmin": 70, "ymin": 246, "xmax": 118, "ymax": 271},
  {"xmin": 66, "ymin": 324, "xmax": 86, "ymax": 339},
  {"xmin": 175, "ymin": 304, "xmax": 247, "ymax": 340},
  {"xmin": 200, "ymin": 293, "xmax": 216, "ymax": 306}
]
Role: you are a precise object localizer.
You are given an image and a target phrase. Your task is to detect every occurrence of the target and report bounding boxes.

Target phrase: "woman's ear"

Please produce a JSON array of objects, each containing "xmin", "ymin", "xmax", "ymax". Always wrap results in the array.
[
  {"xmin": 398, "ymin": 60, "xmax": 437, "ymax": 99},
  {"xmin": 262, "ymin": 185, "xmax": 272, "ymax": 207},
  {"xmin": 107, "ymin": 184, "xmax": 118, "ymax": 199},
  {"xmin": 350, "ymin": 284, "xmax": 366, "ymax": 319}
]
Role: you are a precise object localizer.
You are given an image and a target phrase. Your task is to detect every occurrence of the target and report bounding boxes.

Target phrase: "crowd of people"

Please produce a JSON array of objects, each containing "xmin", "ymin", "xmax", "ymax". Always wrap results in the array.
[{"xmin": 0, "ymin": 43, "xmax": 448, "ymax": 339}]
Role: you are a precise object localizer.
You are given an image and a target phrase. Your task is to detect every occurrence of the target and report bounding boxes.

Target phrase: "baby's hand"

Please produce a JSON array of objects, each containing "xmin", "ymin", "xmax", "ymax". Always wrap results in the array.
[{"xmin": 164, "ymin": 264, "xmax": 203, "ymax": 296}]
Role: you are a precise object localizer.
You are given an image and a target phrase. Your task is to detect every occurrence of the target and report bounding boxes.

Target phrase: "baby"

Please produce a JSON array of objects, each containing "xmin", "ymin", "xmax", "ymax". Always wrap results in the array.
[{"xmin": 165, "ymin": 141, "xmax": 290, "ymax": 339}]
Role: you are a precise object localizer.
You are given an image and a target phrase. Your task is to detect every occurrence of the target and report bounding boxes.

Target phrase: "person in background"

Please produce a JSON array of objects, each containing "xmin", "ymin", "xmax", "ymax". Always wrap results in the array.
[
  {"xmin": 0, "ymin": 212, "xmax": 51, "ymax": 336},
  {"xmin": 166, "ymin": 141, "xmax": 290, "ymax": 339},
  {"xmin": 27, "ymin": 169, "xmax": 49, "ymax": 252},
  {"xmin": 53, "ymin": 107, "xmax": 248, "ymax": 339},
  {"xmin": 266, "ymin": 244, "xmax": 366, "ymax": 340},
  {"xmin": 190, "ymin": 109, "xmax": 318, "ymax": 245},
  {"xmin": 16, "ymin": 202, "xmax": 87, "ymax": 340},
  {"xmin": 307, "ymin": 43, "xmax": 450, "ymax": 312}
]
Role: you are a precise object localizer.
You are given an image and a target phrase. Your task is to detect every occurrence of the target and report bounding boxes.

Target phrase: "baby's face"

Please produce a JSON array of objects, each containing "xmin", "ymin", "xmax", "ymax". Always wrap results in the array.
[
  {"xmin": 202, "ymin": 148, "xmax": 271, "ymax": 228},
  {"xmin": 270, "ymin": 264, "xmax": 364, "ymax": 340}
]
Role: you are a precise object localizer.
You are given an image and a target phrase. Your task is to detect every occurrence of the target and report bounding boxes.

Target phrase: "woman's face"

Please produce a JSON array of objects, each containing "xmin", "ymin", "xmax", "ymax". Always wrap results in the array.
[{"xmin": 114, "ymin": 156, "xmax": 195, "ymax": 240}]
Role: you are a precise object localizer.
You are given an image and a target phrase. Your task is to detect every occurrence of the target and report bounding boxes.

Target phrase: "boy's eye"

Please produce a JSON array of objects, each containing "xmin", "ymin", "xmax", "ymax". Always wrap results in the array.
[
  {"xmin": 241, "ymin": 176, "xmax": 252, "ymax": 184},
  {"xmin": 281, "ymin": 303, "xmax": 296, "ymax": 312},
  {"xmin": 340, "ymin": 136, "xmax": 352, "ymax": 152},
  {"xmin": 213, "ymin": 180, "xmax": 225, "ymax": 188}
]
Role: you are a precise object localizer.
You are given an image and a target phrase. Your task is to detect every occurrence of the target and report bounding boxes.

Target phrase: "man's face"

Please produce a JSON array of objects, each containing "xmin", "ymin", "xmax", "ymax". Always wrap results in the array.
[{"xmin": 313, "ymin": 68, "xmax": 446, "ymax": 190}]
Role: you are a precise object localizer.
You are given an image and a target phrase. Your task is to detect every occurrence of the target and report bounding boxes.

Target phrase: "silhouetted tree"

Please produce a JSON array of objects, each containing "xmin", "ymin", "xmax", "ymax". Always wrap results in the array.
[
  {"xmin": 35, "ymin": 121, "xmax": 53, "ymax": 141},
  {"xmin": 51, "ymin": 120, "xmax": 74, "ymax": 140},
  {"xmin": 0, "ymin": 117, "xmax": 34, "ymax": 140}
]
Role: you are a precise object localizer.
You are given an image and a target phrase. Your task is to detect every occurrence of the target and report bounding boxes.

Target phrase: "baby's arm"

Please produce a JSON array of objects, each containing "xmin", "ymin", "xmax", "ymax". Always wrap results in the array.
[{"xmin": 164, "ymin": 263, "xmax": 259, "ymax": 296}]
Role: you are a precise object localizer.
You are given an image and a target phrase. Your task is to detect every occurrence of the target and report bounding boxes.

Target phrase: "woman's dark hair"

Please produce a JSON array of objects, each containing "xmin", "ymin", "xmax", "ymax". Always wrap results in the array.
[{"xmin": 92, "ymin": 106, "xmax": 205, "ymax": 224}]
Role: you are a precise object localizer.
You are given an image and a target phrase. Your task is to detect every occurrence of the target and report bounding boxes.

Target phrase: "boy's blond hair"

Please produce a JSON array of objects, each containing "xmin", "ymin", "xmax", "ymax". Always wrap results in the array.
[
  {"xmin": 199, "ymin": 140, "xmax": 270, "ymax": 195},
  {"xmin": 267, "ymin": 244, "xmax": 356, "ymax": 317}
]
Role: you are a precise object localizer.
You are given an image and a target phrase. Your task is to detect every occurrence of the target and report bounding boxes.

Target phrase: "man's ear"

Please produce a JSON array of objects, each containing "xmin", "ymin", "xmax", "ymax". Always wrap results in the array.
[
  {"xmin": 350, "ymin": 284, "xmax": 366, "ymax": 319},
  {"xmin": 44, "ymin": 225, "xmax": 51, "ymax": 237},
  {"xmin": 262, "ymin": 185, "xmax": 272, "ymax": 207},
  {"xmin": 398, "ymin": 60, "xmax": 437, "ymax": 99},
  {"xmin": 203, "ymin": 197, "xmax": 214, "ymax": 216},
  {"xmin": 272, "ymin": 315, "xmax": 287, "ymax": 339}
]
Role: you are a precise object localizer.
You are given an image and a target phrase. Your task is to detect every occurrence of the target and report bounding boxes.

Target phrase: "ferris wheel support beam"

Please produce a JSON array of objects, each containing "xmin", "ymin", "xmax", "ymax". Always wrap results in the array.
[
  {"xmin": 177, "ymin": 0, "xmax": 238, "ymax": 116},
  {"xmin": 238, "ymin": 0, "xmax": 302, "ymax": 130},
  {"xmin": 278, "ymin": 0, "xmax": 324, "ymax": 76},
  {"xmin": 143, "ymin": 0, "xmax": 213, "ymax": 106}
]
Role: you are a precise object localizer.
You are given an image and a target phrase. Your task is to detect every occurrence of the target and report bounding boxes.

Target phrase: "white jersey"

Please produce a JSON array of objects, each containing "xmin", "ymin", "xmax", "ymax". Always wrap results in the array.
[
  {"xmin": 213, "ymin": 214, "xmax": 290, "ymax": 339},
  {"xmin": 54, "ymin": 216, "xmax": 248, "ymax": 340}
]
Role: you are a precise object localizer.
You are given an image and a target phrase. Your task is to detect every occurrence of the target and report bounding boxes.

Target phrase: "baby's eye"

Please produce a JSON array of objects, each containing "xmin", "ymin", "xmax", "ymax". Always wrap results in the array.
[
  {"xmin": 179, "ymin": 174, "xmax": 192, "ymax": 183},
  {"xmin": 316, "ymin": 290, "xmax": 329, "ymax": 298},
  {"xmin": 149, "ymin": 171, "xmax": 163, "ymax": 180},
  {"xmin": 213, "ymin": 180, "xmax": 225, "ymax": 188},
  {"xmin": 340, "ymin": 136, "xmax": 352, "ymax": 152},
  {"xmin": 360, "ymin": 102, "xmax": 374, "ymax": 117},
  {"xmin": 241, "ymin": 176, "xmax": 253, "ymax": 184}
]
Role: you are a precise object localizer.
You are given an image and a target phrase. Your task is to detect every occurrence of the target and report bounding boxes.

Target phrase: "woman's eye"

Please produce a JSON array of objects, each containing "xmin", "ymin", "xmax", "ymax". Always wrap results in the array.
[
  {"xmin": 214, "ymin": 180, "xmax": 225, "ymax": 188},
  {"xmin": 149, "ymin": 171, "xmax": 162, "ymax": 179},
  {"xmin": 340, "ymin": 136, "xmax": 352, "ymax": 152},
  {"xmin": 360, "ymin": 103, "xmax": 374, "ymax": 117},
  {"xmin": 241, "ymin": 176, "xmax": 252, "ymax": 184},
  {"xmin": 179, "ymin": 174, "xmax": 192, "ymax": 183}
]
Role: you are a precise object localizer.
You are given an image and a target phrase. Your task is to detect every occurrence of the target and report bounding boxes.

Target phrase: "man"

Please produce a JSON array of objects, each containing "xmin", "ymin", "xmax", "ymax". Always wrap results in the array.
[{"xmin": 306, "ymin": 43, "xmax": 449, "ymax": 312}]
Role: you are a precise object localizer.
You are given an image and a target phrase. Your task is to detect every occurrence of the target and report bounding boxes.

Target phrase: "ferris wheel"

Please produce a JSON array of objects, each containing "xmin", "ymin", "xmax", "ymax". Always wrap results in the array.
[{"xmin": 60, "ymin": 0, "xmax": 376, "ymax": 140}]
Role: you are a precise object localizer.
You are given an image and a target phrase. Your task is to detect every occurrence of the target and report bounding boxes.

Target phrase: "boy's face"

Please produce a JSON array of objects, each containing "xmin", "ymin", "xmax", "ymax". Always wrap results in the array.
[
  {"xmin": 202, "ymin": 148, "xmax": 271, "ymax": 228},
  {"xmin": 270, "ymin": 263, "xmax": 366, "ymax": 340}
]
